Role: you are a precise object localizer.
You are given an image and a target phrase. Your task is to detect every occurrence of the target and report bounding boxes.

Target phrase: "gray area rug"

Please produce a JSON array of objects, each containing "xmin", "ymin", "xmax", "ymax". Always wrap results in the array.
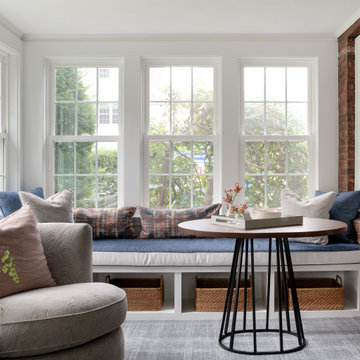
[{"xmin": 123, "ymin": 317, "xmax": 360, "ymax": 359}]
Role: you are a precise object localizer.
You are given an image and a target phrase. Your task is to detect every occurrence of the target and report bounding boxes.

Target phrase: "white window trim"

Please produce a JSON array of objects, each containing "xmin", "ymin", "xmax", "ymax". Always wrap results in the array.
[
  {"xmin": 45, "ymin": 57, "xmax": 124, "ymax": 206},
  {"xmin": 355, "ymin": 37, "xmax": 360, "ymax": 189},
  {"xmin": 0, "ymin": 42, "xmax": 21, "ymax": 192},
  {"xmin": 141, "ymin": 57, "xmax": 221, "ymax": 208},
  {"xmin": 238, "ymin": 57, "xmax": 319, "ymax": 204}
]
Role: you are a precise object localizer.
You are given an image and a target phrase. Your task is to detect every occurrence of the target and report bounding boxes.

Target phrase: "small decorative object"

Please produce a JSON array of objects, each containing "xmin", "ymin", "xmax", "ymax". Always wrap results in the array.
[
  {"xmin": 249, "ymin": 208, "xmax": 281, "ymax": 220},
  {"xmin": 223, "ymin": 182, "xmax": 248, "ymax": 218}
]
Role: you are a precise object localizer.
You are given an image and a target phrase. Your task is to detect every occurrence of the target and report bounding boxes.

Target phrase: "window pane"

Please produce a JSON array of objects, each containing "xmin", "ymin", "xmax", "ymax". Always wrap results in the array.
[
  {"xmin": 98, "ymin": 68, "xmax": 119, "ymax": 101},
  {"xmin": 149, "ymin": 67, "xmax": 170, "ymax": 101},
  {"xmin": 98, "ymin": 176, "xmax": 117, "ymax": 207},
  {"xmin": 149, "ymin": 102, "xmax": 170, "ymax": 135},
  {"xmin": 55, "ymin": 142, "xmax": 74, "ymax": 174},
  {"xmin": 56, "ymin": 67, "xmax": 76, "ymax": 101},
  {"xmin": 244, "ymin": 103, "xmax": 264, "ymax": 135},
  {"xmin": 288, "ymin": 175, "xmax": 308, "ymax": 199},
  {"xmin": 245, "ymin": 141, "xmax": 265, "ymax": 174},
  {"xmin": 287, "ymin": 67, "xmax": 308, "ymax": 101},
  {"xmin": 77, "ymin": 68, "xmax": 96, "ymax": 101},
  {"xmin": 98, "ymin": 103, "xmax": 119, "ymax": 136},
  {"xmin": 244, "ymin": 67, "xmax": 264, "ymax": 101},
  {"xmin": 266, "ymin": 103, "xmax": 285, "ymax": 135},
  {"xmin": 171, "ymin": 176, "xmax": 191, "ymax": 208},
  {"xmin": 149, "ymin": 141, "xmax": 170, "ymax": 174},
  {"xmin": 54, "ymin": 176, "xmax": 74, "ymax": 193},
  {"xmin": 245, "ymin": 176, "xmax": 265, "ymax": 208},
  {"xmin": 56, "ymin": 103, "xmax": 75, "ymax": 135},
  {"xmin": 78, "ymin": 103, "xmax": 96, "ymax": 136},
  {"xmin": 98, "ymin": 142, "xmax": 118, "ymax": 174},
  {"xmin": 149, "ymin": 175, "xmax": 169, "ymax": 208},
  {"xmin": 193, "ymin": 141, "xmax": 214, "ymax": 175},
  {"xmin": 288, "ymin": 141, "xmax": 308, "ymax": 173},
  {"xmin": 172, "ymin": 142, "xmax": 192, "ymax": 174},
  {"xmin": 76, "ymin": 176, "xmax": 96, "ymax": 208},
  {"xmin": 194, "ymin": 176, "xmax": 213, "ymax": 206},
  {"xmin": 287, "ymin": 103, "xmax": 308, "ymax": 135},
  {"xmin": 172, "ymin": 102, "xmax": 191, "ymax": 135},
  {"xmin": 267, "ymin": 142, "xmax": 286, "ymax": 174},
  {"xmin": 193, "ymin": 102, "xmax": 213, "ymax": 135},
  {"xmin": 267, "ymin": 176, "xmax": 286, "ymax": 208},
  {"xmin": 172, "ymin": 67, "xmax": 191, "ymax": 101},
  {"xmin": 193, "ymin": 67, "xmax": 213, "ymax": 101},
  {"xmin": 0, "ymin": 139, "xmax": 4, "ymax": 175},
  {"xmin": 266, "ymin": 67, "xmax": 285, "ymax": 101},
  {"xmin": 76, "ymin": 142, "xmax": 95, "ymax": 174}
]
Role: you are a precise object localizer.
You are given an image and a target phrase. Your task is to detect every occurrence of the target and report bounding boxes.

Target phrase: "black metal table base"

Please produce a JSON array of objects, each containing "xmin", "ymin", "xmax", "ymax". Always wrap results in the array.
[{"xmin": 218, "ymin": 237, "xmax": 306, "ymax": 355}]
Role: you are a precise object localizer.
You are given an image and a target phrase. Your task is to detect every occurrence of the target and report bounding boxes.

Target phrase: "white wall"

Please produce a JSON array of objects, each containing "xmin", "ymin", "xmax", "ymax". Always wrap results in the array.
[
  {"xmin": 22, "ymin": 36, "xmax": 338, "ymax": 204},
  {"xmin": 0, "ymin": 24, "xmax": 22, "ymax": 191}
]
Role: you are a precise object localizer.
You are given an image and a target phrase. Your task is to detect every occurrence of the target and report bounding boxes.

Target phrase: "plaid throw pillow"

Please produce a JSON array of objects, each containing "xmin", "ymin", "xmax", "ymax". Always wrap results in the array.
[
  {"xmin": 139, "ymin": 204, "xmax": 221, "ymax": 239},
  {"xmin": 73, "ymin": 207, "xmax": 136, "ymax": 239}
]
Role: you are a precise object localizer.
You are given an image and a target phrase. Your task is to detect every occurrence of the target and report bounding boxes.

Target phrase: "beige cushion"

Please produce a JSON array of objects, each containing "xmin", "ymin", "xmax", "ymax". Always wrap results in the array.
[
  {"xmin": 0, "ymin": 282, "xmax": 127, "ymax": 358},
  {"xmin": 281, "ymin": 189, "xmax": 336, "ymax": 244},
  {"xmin": 0, "ymin": 204, "xmax": 55, "ymax": 298},
  {"xmin": 19, "ymin": 189, "xmax": 74, "ymax": 223}
]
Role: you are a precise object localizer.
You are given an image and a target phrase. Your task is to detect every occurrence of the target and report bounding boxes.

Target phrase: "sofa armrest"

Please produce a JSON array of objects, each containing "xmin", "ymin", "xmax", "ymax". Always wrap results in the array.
[{"xmin": 37, "ymin": 223, "xmax": 93, "ymax": 285}]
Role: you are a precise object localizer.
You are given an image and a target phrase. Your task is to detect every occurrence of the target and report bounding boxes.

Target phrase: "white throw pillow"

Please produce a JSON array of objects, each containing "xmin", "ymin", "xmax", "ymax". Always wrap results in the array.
[
  {"xmin": 19, "ymin": 189, "xmax": 74, "ymax": 223},
  {"xmin": 281, "ymin": 189, "xmax": 336, "ymax": 244}
]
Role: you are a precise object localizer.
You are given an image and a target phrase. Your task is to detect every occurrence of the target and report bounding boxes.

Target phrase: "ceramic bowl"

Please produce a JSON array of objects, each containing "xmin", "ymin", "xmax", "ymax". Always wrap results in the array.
[{"xmin": 249, "ymin": 208, "xmax": 282, "ymax": 220}]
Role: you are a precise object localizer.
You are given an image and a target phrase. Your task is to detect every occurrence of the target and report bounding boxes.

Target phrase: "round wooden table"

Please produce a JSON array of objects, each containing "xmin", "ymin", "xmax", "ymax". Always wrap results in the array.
[{"xmin": 179, "ymin": 217, "xmax": 347, "ymax": 356}]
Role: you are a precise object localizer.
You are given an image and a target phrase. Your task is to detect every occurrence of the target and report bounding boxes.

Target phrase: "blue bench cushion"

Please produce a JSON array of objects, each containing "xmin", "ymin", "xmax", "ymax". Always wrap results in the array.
[{"xmin": 93, "ymin": 238, "xmax": 360, "ymax": 253}]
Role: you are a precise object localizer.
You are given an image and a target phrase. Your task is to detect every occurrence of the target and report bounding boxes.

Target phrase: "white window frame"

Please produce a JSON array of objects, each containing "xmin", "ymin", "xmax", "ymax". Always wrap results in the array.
[
  {"xmin": 142, "ymin": 57, "xmax": 221, "ymax": 208},
  {"xmin": 355, "ymin": 37, "xmax": 360, "ymax": 189},
  {"xmin": 0, "ymin": 54, "xmax": 9, "ymax": 191},
  {"xmin": 45, "ymin": 58, "xmax": 124, "ymax": 207},
  {"xmin": 239, "ymin": 58, "xmax": 318, "ymax": 206}
]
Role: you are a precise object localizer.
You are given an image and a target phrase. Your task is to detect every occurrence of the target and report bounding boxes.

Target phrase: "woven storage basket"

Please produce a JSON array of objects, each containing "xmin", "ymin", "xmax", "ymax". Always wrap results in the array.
[
  {"xmin": 106, "ymin": 275, "xmax": 164, "ymax": 311},
  {"xmin": 194, "ymin": 277, "xmax": 252, "ymax": 312},
  {"xmin": 288, "ymin": 275, "xmax": 344, "ymax": 311}
]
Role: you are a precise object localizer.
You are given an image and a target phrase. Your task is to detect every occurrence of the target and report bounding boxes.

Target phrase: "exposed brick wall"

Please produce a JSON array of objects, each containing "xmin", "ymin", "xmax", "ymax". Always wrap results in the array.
[{"xmin": 338, "ymin": 19, "xmax": 360, "ymax": 192}]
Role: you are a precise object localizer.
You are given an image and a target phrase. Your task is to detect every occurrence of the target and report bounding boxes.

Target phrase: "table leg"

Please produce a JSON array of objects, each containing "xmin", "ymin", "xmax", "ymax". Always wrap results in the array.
[
  {"xmin": 219, "ymin": 237, "xmax": 306, "ymax": 355},
  {"xmin": 230, "ymin": 238, "xmax": 245, "ymax": 349},
  {"xmin": 279, "ymin": 238, "xmax": 291, "ymax": 332},
  {"xmin": 275, "ymin": 238, "xmax": 284, "ymax": 351},
  {"xmin": 265, "ymin": 237, "xmax": 272, "ymax": 330},
  {"xmin": 219, "ymin": 238, "xmax": 242, "ymax": 341},
  {"xmin": 283, "ymin": 238, "xmax": 306, "ymax": 346}
]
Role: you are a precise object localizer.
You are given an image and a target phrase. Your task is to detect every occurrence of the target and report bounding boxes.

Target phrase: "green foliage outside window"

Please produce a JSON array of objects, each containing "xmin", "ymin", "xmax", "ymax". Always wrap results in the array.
[{"xmin": 55, "ymin": 67, "xmax": 118, "ymax": 208}]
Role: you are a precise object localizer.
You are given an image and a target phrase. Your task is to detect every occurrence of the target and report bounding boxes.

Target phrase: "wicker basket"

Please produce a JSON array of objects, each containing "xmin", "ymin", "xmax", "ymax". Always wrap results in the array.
[
  {"xmin": 288, "ymin": 275, "xmax": 344, "ymax": 311},
  {"xmin": 106, "ymin": 275, "xmax": 164, "ymax": 311},
  {"xmin": 194, "ymin": 277, "xmax": 252, "ymax": 312}
]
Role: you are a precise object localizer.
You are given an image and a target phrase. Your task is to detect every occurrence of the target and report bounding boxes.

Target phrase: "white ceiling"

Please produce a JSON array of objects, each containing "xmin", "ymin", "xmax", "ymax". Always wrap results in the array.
[{"xmin": 0, "ymin": 0, "xmax": 359, "ymax": 38}]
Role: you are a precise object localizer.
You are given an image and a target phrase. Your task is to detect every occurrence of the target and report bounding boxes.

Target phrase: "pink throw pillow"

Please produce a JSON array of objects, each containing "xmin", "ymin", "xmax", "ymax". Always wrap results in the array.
[{"xmin": 0, "ymin": 204, "xmax": 56, "ymax": 298}]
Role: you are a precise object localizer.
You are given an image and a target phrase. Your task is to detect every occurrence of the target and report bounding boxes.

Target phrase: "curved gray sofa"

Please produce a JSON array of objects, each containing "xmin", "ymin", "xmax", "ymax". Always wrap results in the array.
[{"xmin": 0, "ymin": 223, "xmax": 127, "ymax": 359}]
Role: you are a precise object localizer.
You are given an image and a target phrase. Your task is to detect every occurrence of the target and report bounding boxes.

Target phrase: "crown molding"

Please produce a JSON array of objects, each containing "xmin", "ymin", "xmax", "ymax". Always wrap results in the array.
[
  {"xmin": 0, "ymin": 14, "xmax": 23, "ymax": 40},
  {"xmin": 22, "ymin": 33, "xmax": 337, "ymax": 43},
  {"xmin": 335, "ymin": 7, "xmax": 360, "ymax": 38}
]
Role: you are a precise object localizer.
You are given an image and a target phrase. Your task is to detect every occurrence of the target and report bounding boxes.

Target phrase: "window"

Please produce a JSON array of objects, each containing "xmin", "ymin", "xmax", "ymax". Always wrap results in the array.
[
  {"xmin": 240, "ymin": 61, "xmax": 316, "ymax": 208},
  {"xmin": 48, "ymin": 62, "xmax": 121, "ymax": 208},
  {"xmin": 99, "ymin": 68, "xmax": 110, "ymax": 78},
  {"xmin": 144, "ymin": 61, "xmax": 219, "ymax": 209},
  {"xmin": 112, "ymin": 103, "xmax": 119, "ymax": 124},
  {"xmin": 99, "ymin": 104, "xmax": 110, "ymax": 124},
  {"xmin": 0, "ymin": 57, "xmax": 8, "ymax": 191}
]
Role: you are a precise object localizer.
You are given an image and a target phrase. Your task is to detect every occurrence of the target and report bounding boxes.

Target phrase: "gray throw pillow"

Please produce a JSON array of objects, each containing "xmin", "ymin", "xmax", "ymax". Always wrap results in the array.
[
  {"xmin": 19, "ymin": 189, "xmax": 74, "ymax": 223},
  {"xmin": 281, "ymin": 189, "xmax": 336, "ymax": 245}
]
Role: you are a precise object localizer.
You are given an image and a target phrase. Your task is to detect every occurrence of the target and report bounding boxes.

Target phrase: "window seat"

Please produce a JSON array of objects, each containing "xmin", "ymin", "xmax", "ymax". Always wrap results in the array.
[{"xmin": 92, "ymin": 238, "xmax": 360, "ymax": 267}]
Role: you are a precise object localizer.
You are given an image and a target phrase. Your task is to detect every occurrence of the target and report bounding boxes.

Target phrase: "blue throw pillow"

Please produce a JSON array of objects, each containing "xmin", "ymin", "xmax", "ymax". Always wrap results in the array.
[
  {"xmin": 315, "ymin": 190, "xmax": 360, "ymax": 244},
  {"xmin": 0, "ymin": 187, "xmax": 44, "ymax": 217}
]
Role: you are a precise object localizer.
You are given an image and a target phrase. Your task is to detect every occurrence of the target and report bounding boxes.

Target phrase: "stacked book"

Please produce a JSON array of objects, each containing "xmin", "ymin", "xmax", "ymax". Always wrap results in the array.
[{"xmin": 211, "ymin": 214, "xmax": 303, "ymax": 230}]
